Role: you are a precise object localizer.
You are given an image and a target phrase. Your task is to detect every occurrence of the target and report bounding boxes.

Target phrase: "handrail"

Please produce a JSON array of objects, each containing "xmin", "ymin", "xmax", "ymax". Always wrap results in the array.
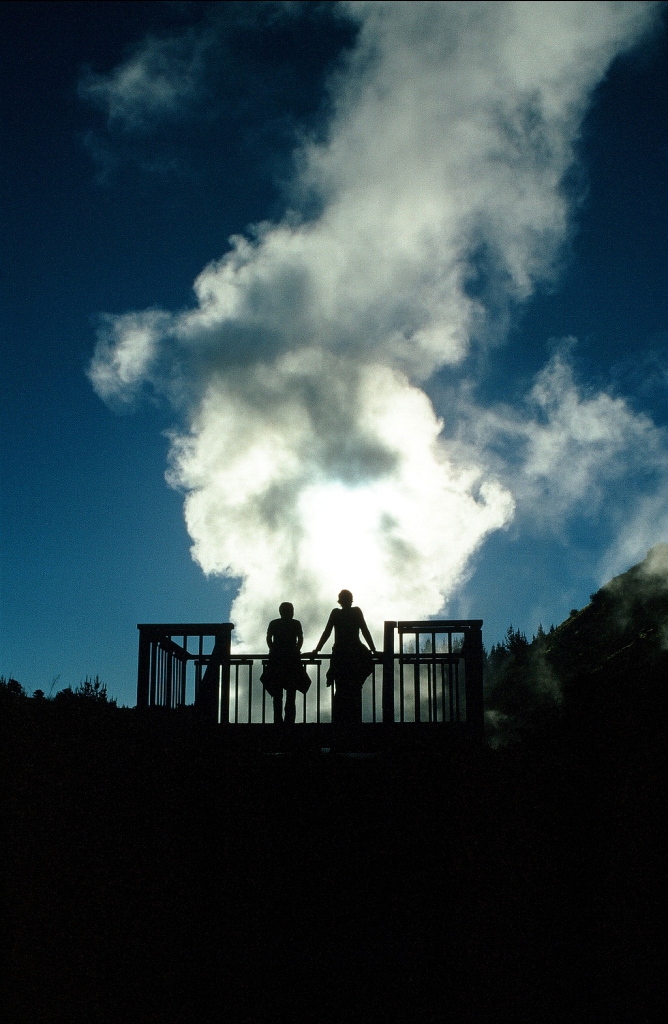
[{"xmin": 136, "ymin": 619, "xmax": 484, "ymax": 731}]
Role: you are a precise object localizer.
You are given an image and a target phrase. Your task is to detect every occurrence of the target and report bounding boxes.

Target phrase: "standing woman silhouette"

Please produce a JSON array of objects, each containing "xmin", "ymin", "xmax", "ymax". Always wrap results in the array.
[
  {"xmin": 262, "ymin": 602, "xmax": 309, "ymax": 725},
  {"xmin": 313, "ymin": 590, "xmax": 376, "ymax": 724}
]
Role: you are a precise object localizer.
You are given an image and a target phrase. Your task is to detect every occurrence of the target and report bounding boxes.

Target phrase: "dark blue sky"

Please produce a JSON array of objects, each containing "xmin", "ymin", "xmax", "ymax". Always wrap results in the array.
[{"xmin": 2, "ymin": 2, "xmax": 667, "ymax": 705}]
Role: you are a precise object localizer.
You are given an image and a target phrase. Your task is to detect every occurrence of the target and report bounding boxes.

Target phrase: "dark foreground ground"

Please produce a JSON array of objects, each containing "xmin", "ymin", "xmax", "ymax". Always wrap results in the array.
[{"xmin": 4, "ymin": 705, "xmax": 664, "ymax": 1023}]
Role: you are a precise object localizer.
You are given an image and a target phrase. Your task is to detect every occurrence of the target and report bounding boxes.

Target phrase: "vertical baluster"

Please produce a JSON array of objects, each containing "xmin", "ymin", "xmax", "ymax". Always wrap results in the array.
[
  {"xmin": 425, "ymin": 636, "xmax": 430, "ymax": 722},
  {"xmin": 165, "ymin": 643, "xmax": 173, "ymax": 709},
  {"xmin": 149, "ymin": 642, "xmax": 157, "ymax": 706},
  {"xmin": 455, "ymin": 660, "xmax": 460, "ymax": 722},
  {"xmin": 448, "ymin": 632, "xmax": 454, "ymax": 722},
  {"xmin": 165, "ymin": 646, "xmax": 170, "ymax": 708},
  {"xmin": 234, "ymin": 664, "xmax": 239, "ymax": 724},
  {"xmin": 248, "ymin": 662, "xmax": 253, "ymax": 724},
  {"xmin": 432, "ymin": 633, "xmax": 437, "ymax": 722},
  {"xmin": 399, "ymin": 633, "xmax": 405, "ymax": 724},
  {"xmin": 413, "ymin": 632, "xmax": 420, "ymax": 723},
  {"xmin": 382, "ymin": 621, "xmax": 396, "ymax": 726},
  {"xmin": 194, "ymin": 635, "xmax": 201, "ymax": 704},
  {"xmin": 179, "ymin": 654, "xmax": 184, "ymax": 707},
  {"xmin": 316, "ymin": 662, "xmax": 320, "ymax": 724},
  {"xmin": 182, "ymin": 636, "xmax": 187, "ymax": 705},
  {"xmin": 441, "ymin": 660, "xmax": 446, "ymax": 724},
  {"xmin": 262, "ymin": 663, "xmax": 266, "ymax": 724}
]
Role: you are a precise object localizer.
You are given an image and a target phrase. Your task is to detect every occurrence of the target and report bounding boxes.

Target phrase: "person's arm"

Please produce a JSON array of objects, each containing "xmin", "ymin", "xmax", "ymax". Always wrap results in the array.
[
  {"xmin": 358, "ymin": 610, "xmax": 376, "ymax": 652},
  {"xmin": 266, "ymin": 621, "xmax": 275, "ymax": 651},
  {"xmin": 295, "ymin": 621, "xmax": 304, "ymax": 650},
  {"xmin": 313, "ymin": 612, "xmax": 335, "ymax": 655}
]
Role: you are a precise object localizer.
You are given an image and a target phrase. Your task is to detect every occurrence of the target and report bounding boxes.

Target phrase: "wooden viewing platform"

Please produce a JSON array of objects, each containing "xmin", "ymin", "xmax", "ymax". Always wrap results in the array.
[{"xmin": 136, "ymin": 620, "xmax": 484, "ymax": 747}]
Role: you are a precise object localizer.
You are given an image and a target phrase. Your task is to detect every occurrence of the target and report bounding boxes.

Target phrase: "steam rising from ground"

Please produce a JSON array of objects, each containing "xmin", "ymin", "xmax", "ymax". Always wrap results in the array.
[
  {"xmin": 89, "ymin": 2, "xmax": 659, "ymax": 646},
  {"xmin": 166, "ymin": 356, "xmax": 513, "ymax": 643}
]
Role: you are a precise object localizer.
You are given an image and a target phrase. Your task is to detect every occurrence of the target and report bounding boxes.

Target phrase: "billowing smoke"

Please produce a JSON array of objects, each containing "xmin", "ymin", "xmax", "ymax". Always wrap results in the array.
[{"xmin": 89, "ymin": 2, "xmax": 659, "ymax": 647}]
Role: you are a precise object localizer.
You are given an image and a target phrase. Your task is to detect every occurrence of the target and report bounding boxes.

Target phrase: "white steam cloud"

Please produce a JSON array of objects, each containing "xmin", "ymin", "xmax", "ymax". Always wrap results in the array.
[
  {"xmin": 453, "ymin": 344, "xmax": 667, "ymax": 528},
  {"xmin": 88, "ymin": 2, "xmax": 659, "ymax": 646}
]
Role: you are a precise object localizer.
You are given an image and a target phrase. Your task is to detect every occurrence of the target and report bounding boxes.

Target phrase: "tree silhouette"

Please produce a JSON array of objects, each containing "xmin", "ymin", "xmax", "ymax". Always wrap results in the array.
[
  {"xmin": 0, "ymin": 676, "xmax": 26, "ymax": 700},
  {"xmin": 54, "ymin": 676, "xmax": 116, "ymax": 706},
  {"xmin": 485, "ymin": 624, "xmax": 561, "ymax": 743}
]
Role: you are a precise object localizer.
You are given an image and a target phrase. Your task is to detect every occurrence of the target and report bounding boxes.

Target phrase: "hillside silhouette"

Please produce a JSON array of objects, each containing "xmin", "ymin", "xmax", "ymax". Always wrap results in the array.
[
  {"xmin": 485, "ymin": 544, "xmax": 668, "ymax": 751},
  {"xmin": 4, "ymin": 551, "xmax": 665, "ymax": 1023}
]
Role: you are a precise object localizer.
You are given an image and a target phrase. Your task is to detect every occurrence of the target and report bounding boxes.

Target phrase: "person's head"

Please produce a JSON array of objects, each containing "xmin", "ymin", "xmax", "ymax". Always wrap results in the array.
[
  {"xmin": 278, "ymin": 602, "xmax": 294, "ymax": 619},
  {"xmin": 338, "ymin": 590, "xmax": 353, "ymax": 609}
]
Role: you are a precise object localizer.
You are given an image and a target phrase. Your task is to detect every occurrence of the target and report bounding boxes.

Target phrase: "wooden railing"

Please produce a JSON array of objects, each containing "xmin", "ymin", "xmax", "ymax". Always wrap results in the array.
[{"xmin": 136, "ymin": 619, "xmax": 484, "ymax": 732}]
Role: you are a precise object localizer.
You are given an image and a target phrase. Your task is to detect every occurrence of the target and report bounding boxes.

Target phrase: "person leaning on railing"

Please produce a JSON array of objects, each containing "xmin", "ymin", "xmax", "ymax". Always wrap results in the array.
[
  {"xmin": 261, "ymin": 603, "xmax": 311, "ymax": 725},
  {"xmin": 312, "ymin": 590, "xmax": 376, "ymax": 724}
]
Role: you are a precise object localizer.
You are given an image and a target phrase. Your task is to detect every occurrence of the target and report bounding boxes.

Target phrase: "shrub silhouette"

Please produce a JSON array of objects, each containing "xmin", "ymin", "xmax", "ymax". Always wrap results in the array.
[
  {"xmin": 0, "ymin": 676, "xmax": 26, "ymax": 700},
  {"xmin": 75, "ymin": 675, "xmax": 111, "ymax": 701},
  {"xmin": 54, "ymin": 676, "xmax": 116, "ymax": 706}
]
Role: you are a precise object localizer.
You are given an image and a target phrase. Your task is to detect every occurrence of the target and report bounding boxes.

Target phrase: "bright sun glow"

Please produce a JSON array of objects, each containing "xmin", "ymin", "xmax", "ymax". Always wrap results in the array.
[{"xmin": 298, "ymin": 481, "xmax": 387, "ymax": 601}]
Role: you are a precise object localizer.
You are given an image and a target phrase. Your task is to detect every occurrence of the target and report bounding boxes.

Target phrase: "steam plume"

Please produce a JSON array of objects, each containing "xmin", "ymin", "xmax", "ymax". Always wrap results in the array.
[{"xmin": 89, "ymin": 2, "xmax": 659, "ymax": 646}]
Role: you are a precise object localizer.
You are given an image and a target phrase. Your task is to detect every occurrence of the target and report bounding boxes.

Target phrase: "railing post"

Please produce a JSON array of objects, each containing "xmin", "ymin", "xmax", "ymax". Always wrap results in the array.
[
  {"xmin": 196, "ymin": 624, "xmax": 233, "ymax": 724},
  {"xmin": 464, "ymin": 623, "xmax": 484, "ymax": 734},
  {"xmin": 218, "ymin": 626, "xmax": 232, "ymax": 728},
  {"xmin": 165, "ymin": 646, "xmax": 173, "ymax": 709},
  {"xmin": 382, "ymin": 621, "xmax": 396, "ymax": 724},
  {"xmin": 137, "ymin": 628, "xmax": 151, "ymax": 708}
]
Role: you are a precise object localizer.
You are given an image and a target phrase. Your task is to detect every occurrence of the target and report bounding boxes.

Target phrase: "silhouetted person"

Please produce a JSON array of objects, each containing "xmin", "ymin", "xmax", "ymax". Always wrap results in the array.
[
  {"xmin": 313, "ymin": 590, "xmax": 376, "ymax": 726},
  {"xmin": 261, "ymin": 602, "xmax": 309, "ymax": 725}
]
